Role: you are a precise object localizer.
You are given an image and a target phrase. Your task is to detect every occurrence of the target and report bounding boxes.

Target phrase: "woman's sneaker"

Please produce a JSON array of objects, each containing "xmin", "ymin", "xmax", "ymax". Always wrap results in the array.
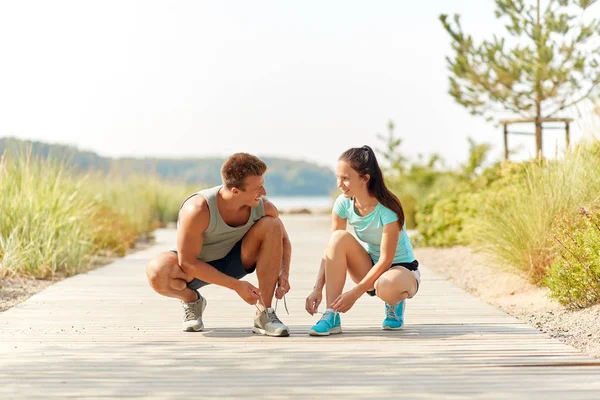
[
  {"xmin": 309, "ymin": 309, "xmax": 342, "ymax": 336},
  {"xmin": 253, "ymin": 308, "xmax": 290, "ymax": 337},
  {"xmin": 382, "ymin": 300, "xmax": 405, "ymax": 330},
  {"xmin": 181, "ymin": 293, "xmax": 207, "ymax": 332}
]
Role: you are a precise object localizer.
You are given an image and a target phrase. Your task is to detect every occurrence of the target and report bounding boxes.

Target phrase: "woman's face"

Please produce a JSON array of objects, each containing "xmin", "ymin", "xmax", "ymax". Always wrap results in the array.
[{"xmin": 336, "ymin": 160, "xmax": 367, "ymax": 198}]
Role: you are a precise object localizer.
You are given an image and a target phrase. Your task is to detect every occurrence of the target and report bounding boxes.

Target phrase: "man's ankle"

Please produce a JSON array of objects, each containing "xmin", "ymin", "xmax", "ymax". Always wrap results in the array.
[
  {"xmin": 256, "ymin": 304, "xmax": 273, "ymax": 313},
  {"xmin": 183, "ymin": 290, "xmax": 200, "ymax": 303}
]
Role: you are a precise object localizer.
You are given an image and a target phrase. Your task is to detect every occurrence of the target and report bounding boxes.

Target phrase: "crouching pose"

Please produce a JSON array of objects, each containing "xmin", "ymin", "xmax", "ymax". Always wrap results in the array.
[
  {"xmin": 147, "ymin": 153, "xmax": 292, "ymax": 337},
  {"xmin": 305, "ymin": 145, "xmax": 420, "ymax": 335}
]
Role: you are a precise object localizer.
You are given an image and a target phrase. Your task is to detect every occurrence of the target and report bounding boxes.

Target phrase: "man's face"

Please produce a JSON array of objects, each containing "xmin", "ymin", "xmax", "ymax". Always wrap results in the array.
[{"xmin": 236, "ymin": 175, "xmax": 267, "ymax": 207}]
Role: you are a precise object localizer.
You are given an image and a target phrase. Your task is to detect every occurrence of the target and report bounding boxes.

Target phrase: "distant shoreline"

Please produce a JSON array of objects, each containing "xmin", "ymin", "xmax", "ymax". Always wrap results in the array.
[
  {"xmin": 265, "ymin": 195, "xmax": 333, "ymax": 215},
  {"xmin": 278, "ymin": 207, "xmax": 331, "ymax": 215}
]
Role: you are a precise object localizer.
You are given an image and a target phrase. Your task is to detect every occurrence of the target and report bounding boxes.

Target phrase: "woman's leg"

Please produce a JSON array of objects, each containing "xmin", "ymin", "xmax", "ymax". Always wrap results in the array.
[
  {"xmin": 374, "ymin": 266, "xmax": 418, "ymax": 305},
  {"xmin": 324, "ymin": 230, "xmax": 373, "ymax": 307}
]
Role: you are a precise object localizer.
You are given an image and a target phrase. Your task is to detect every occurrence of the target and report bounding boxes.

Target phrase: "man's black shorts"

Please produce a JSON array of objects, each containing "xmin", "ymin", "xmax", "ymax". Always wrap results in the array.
[{"xmin": 170, "ymin": 239, "xmax": 256, "ymax": 290}]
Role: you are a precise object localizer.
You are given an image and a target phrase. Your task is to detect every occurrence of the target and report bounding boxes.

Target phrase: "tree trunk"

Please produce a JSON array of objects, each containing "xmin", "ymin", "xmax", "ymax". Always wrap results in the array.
[
  {"xmin": 503, "ymin": 123, "xmax": 509, "ymax": 161},
  {"xmin": 535, "ymin": 0, "xmax": 543, "ymax": 158},
  {"xmin": 535, "ymin": 102, "xmax": 542, "ymax": 158}
]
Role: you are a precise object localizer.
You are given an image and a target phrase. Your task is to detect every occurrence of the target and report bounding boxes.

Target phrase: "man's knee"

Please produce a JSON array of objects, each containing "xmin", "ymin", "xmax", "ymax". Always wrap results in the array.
[
  {"xmin": 255, "ymin": 216, "xmax": 283, "ymax": 238},
  {"xmin": 146, "ymin": 256, "xmax": 171, "ymax": 293}
]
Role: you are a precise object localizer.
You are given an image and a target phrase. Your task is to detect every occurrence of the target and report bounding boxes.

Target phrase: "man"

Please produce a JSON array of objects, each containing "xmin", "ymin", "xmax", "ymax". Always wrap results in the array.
[{"xmin": 146, "ymin": 153, "xmax": 292, "ymax": 337}]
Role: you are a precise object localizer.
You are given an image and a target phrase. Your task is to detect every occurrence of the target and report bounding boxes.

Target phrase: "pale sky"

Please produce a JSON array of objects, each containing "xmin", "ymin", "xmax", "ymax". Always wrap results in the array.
[{"xmin": 0, "ymin": 1, "xmax": 597, "ymax": 171}]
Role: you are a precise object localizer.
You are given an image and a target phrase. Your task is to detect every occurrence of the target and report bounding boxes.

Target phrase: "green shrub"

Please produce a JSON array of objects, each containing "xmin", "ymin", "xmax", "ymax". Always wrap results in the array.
[
  {"xmin": 469, "ymin": 145, "xmax": 600, "ymax": 281},
  {"xmin": 415, "ymin": 181, "xmax": 479, "ymax": 247},
  {"xmin": 546, "ymin": 207, "xmax": 600, "ymax": 309}
]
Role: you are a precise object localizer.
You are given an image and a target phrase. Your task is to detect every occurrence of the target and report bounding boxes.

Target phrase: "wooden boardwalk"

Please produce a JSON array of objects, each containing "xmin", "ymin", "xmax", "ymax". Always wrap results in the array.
[{"xmin": 1, "ymin": 215, "xmax": 599, "ymax": 399}]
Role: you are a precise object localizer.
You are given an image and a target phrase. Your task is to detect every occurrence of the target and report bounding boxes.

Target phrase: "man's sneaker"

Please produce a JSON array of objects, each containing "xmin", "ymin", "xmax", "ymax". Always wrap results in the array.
[
  {"xmin": 181, "ymin": 293, "xmax": 207, "ymax": 332},
  {"xmin": 252, "ymin": 308, "xmax": 290, "ymax": 337},
  {"xmin": 382, "ymin": 300, "xmax": 405, "ymax": 330},
  {"xmin": 309, "ymin": 309, "xmax": 342, "ymax": 336}
]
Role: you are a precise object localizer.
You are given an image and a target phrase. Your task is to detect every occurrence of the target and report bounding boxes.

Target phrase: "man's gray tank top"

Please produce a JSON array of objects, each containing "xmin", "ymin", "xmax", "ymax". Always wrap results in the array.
[{"xmin": 178, "ymin": 185, "xmax": 266, "ymax": 262}]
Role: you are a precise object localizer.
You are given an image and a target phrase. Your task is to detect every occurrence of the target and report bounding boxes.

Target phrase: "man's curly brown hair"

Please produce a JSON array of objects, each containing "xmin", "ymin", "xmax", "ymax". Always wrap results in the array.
[{"xmin": 221, "ymin": 153, "xmax": 267, "ymax": 190}]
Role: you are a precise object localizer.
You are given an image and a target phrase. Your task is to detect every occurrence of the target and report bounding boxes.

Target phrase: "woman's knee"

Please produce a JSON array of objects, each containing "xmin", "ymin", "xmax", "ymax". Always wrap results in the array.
[
  {"xmin": 374, "ymin": 274, "xmax": 392, "ymax": 294},
  {"xmin": 374, "ymin": 275, "xmax": 401, "ymax": 301},
  {"xmin": 375, "ymin": 270, "xmax": 415, "ymax": 303},
  {"xmin": 329, "ymin": 230, "xmax": 351, "ymax": 247},
  {"xmin": 325, "ymin": 230, "xmax": 351, "ymax": 258}
]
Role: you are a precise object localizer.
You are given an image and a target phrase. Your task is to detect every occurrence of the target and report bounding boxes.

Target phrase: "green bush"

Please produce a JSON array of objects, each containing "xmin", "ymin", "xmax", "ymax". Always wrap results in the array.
[
  {"xmin": 414, "ymin": 181, "xmax": 479, "ymax": 247},
  {"xmin": 546, "ymin": 207, "xmax": 600, "ymax": 309},
  {"xmin": 414, "ymin": 160, "xmax": 510, "ymax": 247},
  {"xmin": 469, "ymin": 144, "xmax": 600, "ymax": 281}
]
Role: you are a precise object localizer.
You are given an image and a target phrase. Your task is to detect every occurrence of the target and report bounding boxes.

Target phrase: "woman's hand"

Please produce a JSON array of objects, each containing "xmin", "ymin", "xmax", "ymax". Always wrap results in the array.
[
  {"xmin": 331, "ymin": 288, "xmax": 361, "ymax": 313},
  {"xmin": 305, "ymin": 289, "xmax": 323, "ymax": 315}
]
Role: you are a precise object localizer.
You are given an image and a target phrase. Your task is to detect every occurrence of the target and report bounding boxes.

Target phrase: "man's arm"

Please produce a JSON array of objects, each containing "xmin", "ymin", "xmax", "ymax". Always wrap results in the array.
[{"xmin": 177, "ymin": 196, "xmax": 240, "ymax": 291}]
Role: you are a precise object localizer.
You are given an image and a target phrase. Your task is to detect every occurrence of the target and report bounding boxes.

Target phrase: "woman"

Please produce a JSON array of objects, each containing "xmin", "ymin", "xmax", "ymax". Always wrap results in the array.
[{"xmin": 305, "ymin": 145, "xmax": 420, "ymax": 335}]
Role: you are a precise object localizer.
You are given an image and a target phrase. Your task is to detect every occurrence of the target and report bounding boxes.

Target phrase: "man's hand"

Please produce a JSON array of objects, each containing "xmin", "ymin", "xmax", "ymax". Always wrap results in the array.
[
  {"xmin": 275, "ymin": 273, "xmax": 290, "ymax": 300},
  {"xmin": 305, "ymin": 289, "xmax": 323, "ymax": 315},
  {"xmin": 234, "ymin": 281, "xmax": 261, "ymax": 305},
  {"xmin": 331, "ymin": 288, "xmax": 361, "ymax": 313}
]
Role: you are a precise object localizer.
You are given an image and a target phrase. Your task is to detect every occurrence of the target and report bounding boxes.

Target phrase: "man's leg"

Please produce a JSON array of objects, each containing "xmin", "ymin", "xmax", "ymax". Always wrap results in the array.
[
  {"xmin": 146, "ymin": 252, "xmax": 207, "ymax": 332},
  {"xmin": 146, "ymin": 252, "xmax": 198, "ymax": 302},
  {"xmin": 241, "ymin": 216, "xmax": 284, "ymax": 308},
  {"xmin": 240, "ymin": 216, "xmax": 289, "ymax": 336}
]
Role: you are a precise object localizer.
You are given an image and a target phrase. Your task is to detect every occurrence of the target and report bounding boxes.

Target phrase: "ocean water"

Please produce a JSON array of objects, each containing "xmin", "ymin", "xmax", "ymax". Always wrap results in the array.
[{"xmin": 265, "ymin": 195, "xmax": 333, "ymax": 210}]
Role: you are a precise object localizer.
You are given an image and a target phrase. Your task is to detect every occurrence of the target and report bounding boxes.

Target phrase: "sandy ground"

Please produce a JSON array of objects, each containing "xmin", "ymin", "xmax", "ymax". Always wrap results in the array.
[{"xmin": 415, "ymin": 246, "xmax": 600, "ymax": 358}]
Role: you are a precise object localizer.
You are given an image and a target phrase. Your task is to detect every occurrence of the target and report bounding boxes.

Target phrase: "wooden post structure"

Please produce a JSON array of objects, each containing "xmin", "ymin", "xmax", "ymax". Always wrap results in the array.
[{"xmin": 499, "ymin": 117, "xmax": 573, "ymax": 161}]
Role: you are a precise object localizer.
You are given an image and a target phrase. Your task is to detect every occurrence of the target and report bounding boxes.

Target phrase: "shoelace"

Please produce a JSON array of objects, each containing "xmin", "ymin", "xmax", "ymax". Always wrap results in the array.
[
  {"xmin": 266, "ymin": 308, "xmax": 282, "ymax": 324},
  {"xmin": 252, "ymin": 295, "xmax": 285, "ymax": 324},
  {"xmin": 253, "ymin": 292, "xmax": 289, "ymax": 316},
  {"xmin": 385, "ymin": 303, "xmax": 400, "ymax": 320},
  {"xmin": 312, "ymin": 309, "xmax": 337, "ymax": 326},
  {"xmin": 275, "ymin": 294, "xmax": 289, "ymax": 315},
  {"xmin": 183, "ymin": 303, "xmax": 200, "ymax": 321}
]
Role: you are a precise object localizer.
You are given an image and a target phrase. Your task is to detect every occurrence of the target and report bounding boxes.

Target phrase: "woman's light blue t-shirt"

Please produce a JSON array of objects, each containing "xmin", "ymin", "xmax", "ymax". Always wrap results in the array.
[{"xmin": 333, "ymin": 194, "xmax": 415, "ymax": 264}]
